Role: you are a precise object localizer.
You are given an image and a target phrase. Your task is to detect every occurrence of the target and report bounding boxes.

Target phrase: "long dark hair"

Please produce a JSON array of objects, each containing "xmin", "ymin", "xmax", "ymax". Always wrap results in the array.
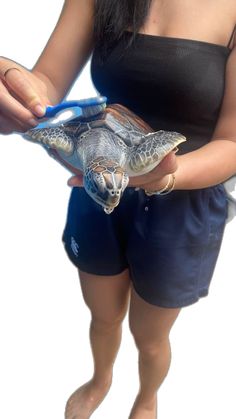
[{"xmin": 94, "ymin": 0, "xmax": 152, "ymax": 54}]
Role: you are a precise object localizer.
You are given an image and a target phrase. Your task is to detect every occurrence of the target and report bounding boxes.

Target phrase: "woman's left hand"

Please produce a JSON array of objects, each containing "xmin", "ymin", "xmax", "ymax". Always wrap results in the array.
[
  {"xmin": 128, "ymin": 151, "xmax": 177, "ymax": 189},
  {"xmin": 66, "ymin": 151, "xmax": 177, "ymax": 189}
]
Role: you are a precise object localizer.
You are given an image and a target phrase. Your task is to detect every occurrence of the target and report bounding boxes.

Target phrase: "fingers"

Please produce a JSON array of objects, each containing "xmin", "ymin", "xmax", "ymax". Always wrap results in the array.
[
  {"xmin": 0, "ymin": 112, "xmax": 37, "ymax": 134},
  {"xmin": 128, "ymin": 151, "xmax": 178, "ymax": 188},
  {"xmin": 67, "ymin": 175, "xmax": 83, "ymax": 187},
  {"xmin": 0, "ymin": 58, "xmax": 46, "ymax": 122},
  {"xmin": 0, "ymin": 57, "xmax": 19, "ymax": 78},
  {"xmin": 157, "ymin": 150, "xmax": 178, "ymax": 174},
  {"xmin": 3, "ymin": 68, "xmax": 45, "ymax": 117},
  {"xmin": 144, "ymin": 151, "xmax": 177, "ymax": 182},
  {"xmin": 0, "ymin": 86, "xmax": 40, "ymax": 127}
]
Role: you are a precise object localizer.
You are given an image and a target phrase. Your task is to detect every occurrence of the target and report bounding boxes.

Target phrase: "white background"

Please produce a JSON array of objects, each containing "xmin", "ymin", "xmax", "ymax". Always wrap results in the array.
[{"xmin": 0, "ymin": 1, "xmax": 236, "ymax": 418}]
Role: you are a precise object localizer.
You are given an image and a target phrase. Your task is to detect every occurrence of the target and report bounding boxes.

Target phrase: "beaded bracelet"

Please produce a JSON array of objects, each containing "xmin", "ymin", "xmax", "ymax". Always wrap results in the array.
[{"xmin": 145, "ymin": 173, "xmax": 176, "ymax": 196}]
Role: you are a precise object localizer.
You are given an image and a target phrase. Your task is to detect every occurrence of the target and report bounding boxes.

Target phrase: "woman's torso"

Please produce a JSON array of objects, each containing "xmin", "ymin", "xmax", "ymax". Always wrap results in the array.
[{"xmin": 91, "ymin": 0, "xmax": 236, "ymax": 154}]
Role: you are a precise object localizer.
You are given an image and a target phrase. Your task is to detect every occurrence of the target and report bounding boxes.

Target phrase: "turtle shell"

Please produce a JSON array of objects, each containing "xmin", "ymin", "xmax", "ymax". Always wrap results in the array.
[
  {"xmin": 23, "ymin": 101, "xmax": 186, "ymax": 213},
  {"xmin": 61, "ymin": 104, "xmax": 152, "ymax": 147}
]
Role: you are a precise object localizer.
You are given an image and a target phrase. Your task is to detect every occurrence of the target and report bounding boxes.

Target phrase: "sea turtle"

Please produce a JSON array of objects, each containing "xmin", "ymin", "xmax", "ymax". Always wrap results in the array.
[{"xmin": 23, "ymin": 103, "xmax": 186, "ymax": 214}]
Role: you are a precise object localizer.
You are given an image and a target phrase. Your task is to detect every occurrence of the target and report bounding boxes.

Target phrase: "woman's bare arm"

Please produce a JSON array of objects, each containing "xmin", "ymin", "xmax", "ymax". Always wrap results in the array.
[{"xmin": 33, "ymin": 0, "xmax": 95, "ymax": 103}]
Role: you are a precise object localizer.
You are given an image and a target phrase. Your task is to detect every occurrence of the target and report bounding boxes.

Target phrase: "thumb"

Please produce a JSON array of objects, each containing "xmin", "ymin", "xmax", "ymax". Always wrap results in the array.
[{"xmin": 158, "ymin": 151, "xmax": 177, "ymax": 174}]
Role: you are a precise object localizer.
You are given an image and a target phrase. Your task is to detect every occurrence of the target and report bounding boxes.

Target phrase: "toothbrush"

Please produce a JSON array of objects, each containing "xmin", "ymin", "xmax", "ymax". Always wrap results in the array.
[{"xmin": 43, "ymin": 96, "xmax": 107, "ymax": 119}]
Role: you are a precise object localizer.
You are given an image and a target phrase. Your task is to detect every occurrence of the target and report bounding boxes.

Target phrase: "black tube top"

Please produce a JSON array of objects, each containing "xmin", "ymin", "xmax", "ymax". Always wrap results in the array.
[{"xmin": 91, "ymin": 32, "xmax": 231, "ymax": 154}]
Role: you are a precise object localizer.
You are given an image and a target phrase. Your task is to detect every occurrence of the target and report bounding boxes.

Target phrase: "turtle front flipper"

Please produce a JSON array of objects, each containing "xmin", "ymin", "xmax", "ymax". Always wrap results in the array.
[
  {"xmin": 128, "ymin": 130, "xmax": 186, "ymax": 175},
  {"xmin": 23, "ymin": 126, "xmax": 74, "ymax": 156}
]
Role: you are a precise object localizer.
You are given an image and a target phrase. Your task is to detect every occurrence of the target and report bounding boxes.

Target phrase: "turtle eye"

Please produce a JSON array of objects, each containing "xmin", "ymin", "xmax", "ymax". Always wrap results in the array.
[{"xmin": 94, "ymin": 166, "xmax": 106, "ymax": 173}]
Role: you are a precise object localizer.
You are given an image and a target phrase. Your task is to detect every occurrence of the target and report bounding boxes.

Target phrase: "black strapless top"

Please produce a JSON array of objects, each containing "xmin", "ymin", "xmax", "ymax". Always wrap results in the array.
[{"xmin": 91, "ymin": 32, "xmax": 231, "ymax": 154}]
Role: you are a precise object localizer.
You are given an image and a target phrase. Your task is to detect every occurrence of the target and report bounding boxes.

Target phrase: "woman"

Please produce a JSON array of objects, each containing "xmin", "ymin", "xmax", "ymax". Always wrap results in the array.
[{"xmin": 0, "ymin": 1, "xmax": 236, "ymax": 418}]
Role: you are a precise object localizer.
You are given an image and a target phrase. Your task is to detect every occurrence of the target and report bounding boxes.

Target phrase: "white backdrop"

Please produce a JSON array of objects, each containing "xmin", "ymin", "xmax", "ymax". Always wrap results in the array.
[{"xmin": 0, "ymin": 2, "xmax": 236, "ymax": 418}]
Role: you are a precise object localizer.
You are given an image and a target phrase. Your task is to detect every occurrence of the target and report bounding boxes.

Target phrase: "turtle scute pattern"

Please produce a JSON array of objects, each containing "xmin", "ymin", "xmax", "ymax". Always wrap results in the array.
[
  {"xmin": 23, "ymin": 103, "xmax": 186, "ymax": 213},
  {"xmin": 84, "ymin": 157, "xmax": 129, "ymax": 213},
  {"xmin": 129, "ymin": 130, "xmax": 184, "ymax": 172},
  {"xmin": 26, "ymin": 126, "xmax": 74, "ymax": 155}
]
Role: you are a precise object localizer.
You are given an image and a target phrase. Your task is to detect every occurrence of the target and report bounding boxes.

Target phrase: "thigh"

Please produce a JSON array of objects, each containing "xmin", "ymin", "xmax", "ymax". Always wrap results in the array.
[
  {"xmin": 79, "ymin": 268, "xmax": 131, "ymax": 324},
  {"xmin": 129, "ymin": 284, "xmax": 181, "ymax": 348}
]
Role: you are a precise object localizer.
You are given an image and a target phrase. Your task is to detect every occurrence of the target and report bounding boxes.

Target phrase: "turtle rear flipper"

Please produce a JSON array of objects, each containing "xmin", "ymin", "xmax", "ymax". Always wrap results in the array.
[
  {"xmin": 23, "ymin": 127, "xmax": 74, "ymax": 156},
  {"xmin": 128, "ymin": 130, "xmax": 186, "ymax": 175}
]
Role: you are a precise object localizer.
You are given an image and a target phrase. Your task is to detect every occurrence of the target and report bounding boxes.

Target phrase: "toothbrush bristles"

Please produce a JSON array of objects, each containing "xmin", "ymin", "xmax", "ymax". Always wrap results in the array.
[{"xmin": 82, "ymin": 103, "xmax": 106, "ymax": 118}]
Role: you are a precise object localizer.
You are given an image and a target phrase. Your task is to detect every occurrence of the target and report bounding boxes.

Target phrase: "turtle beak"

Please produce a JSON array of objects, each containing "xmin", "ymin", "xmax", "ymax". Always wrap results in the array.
[
  {"xmin": 104, "ymin": 207, "xmax": 115, "ymax": 214},
  {"xmin": 99, "ymin": 170, "xmax": 129, "ymax": 210},
  {"xmin": 100, "ymin": 189, "xmax": 122, "ymax": 208}
]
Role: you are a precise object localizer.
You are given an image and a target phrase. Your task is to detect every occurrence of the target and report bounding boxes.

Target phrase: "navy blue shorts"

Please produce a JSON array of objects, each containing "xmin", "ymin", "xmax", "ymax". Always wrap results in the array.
[{"xmin": 62, "ymin": 185, "xmax": 228, "ymax": 308}]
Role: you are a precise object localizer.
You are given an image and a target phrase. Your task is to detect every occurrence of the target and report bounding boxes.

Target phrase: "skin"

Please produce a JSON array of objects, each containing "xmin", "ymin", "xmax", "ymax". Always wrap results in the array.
[{"xmin": 1, "ymin": 1, "xmax": 236, "ymax": 418}]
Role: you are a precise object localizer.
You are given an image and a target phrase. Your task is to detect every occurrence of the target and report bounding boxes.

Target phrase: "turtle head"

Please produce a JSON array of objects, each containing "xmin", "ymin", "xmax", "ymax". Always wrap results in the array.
[{"xmin": 84, "ymin": 158, "xmax": 129, "ymax": 214}]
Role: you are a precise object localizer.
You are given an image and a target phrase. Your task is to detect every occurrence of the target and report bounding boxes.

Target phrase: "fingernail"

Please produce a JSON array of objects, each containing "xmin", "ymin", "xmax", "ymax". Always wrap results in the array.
[
  {"xmin": 29, "ymin": 118, "xmax": 39, "ymax": 127},
  {"xmin": 34, "ymin": 104, "xmax": 45, "ymax": 117}
]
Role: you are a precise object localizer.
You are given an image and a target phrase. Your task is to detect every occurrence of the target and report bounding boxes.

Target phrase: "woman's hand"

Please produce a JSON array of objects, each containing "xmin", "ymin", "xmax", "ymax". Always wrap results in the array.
[
  {"xmin": 0, "ymin": 57, "xmax": 51, "ymax": 134},
  {"xmin": 128, "ymin": 151, "xmax": 177, "ymax": 190},
  {"xmin": 67, "ymin": 172, "xmax": 84, "ymax": 187},
  {"xmin": 67, "ymin": 150, "xmax": 177, "ymax": 189}
]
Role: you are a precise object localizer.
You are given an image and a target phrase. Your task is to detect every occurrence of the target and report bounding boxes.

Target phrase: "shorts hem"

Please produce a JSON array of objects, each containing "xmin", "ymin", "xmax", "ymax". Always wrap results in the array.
[
  {"xmin": 62, "ymin": 240, "xmax": 129, "ymax": 276},
  {"xmin": 77, "ymin": 265, "xmax": 129, "ymax": 276},
  {"xmin": 132, "ymin": 283, "xmax": 209, "ymax": 309}
]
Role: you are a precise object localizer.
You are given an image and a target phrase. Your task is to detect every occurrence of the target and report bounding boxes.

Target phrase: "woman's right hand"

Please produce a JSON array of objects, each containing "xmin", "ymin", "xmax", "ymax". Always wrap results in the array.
[{"xmin": 0, "ymin": 57, "xmax": 51, "ymax": 134}]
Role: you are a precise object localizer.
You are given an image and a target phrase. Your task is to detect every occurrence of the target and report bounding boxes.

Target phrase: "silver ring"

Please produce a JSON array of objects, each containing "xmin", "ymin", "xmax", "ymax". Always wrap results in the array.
[{"xmin": 2, "ymin": 67, "xmax": 21, "ymax": 79}]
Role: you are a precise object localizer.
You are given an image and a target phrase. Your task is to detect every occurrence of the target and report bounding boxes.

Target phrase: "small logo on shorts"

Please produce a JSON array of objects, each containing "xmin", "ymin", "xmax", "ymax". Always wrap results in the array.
[{"xmin": 71, "ymin": 236, "xmax": 79, "ymax": 257}]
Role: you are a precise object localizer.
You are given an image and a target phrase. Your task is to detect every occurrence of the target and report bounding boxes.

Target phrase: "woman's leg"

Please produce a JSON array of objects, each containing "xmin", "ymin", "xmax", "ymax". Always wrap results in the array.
[
  {"xmin": 65, "ymin": 268, "xmax": 131, "ymax": 419},
  {"xmin": 128, "ymin": 285, "xmax": 181, "ymax": 419}
]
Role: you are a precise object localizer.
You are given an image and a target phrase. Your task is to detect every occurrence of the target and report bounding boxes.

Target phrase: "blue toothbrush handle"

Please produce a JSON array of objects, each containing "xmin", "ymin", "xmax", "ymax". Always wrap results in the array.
[{"xmin": 44, "ymin": 96, "xmax": 107, "ymax": 118}]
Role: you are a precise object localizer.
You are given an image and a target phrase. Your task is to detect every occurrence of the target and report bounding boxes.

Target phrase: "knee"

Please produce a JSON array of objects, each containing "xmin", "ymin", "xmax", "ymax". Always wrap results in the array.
[
  {"xmin": 138, "ymin": 339, "xmax": 171, "ymax": 357},
  {"xmin": 91, "ymin": 312, "xmax": 125, "ymax": 334},
  {"xmin": 130, "ymin": 326, "xmax": 170, "ymax": 355}
]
